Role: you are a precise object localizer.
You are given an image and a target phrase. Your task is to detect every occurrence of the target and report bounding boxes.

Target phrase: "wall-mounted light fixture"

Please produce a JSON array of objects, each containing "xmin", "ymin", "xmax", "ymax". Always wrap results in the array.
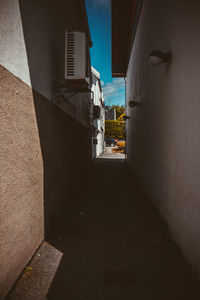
[
  {"xmin": 129, "ymin": 100, "xmax": 139, "ymax": 108},
  {"xmin": 149, "ymin": 50, "xmax": 172, "ymax": 66}
]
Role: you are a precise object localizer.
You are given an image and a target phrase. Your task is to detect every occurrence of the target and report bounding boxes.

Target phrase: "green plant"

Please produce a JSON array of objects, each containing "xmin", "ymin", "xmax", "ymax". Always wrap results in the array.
[{"xmin": 105, "ymin": 120, "xmax": 125, "ymax": 140}]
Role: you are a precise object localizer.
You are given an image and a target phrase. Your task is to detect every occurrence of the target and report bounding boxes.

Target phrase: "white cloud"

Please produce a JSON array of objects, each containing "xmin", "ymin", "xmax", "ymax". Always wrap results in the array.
[
  {"xmin": 102, "ymin": 78, "xmax": 124, "ymax": 93},
  {"xmin": 102, "ymin": 78, "xmax": 125, "ymax": 105}
]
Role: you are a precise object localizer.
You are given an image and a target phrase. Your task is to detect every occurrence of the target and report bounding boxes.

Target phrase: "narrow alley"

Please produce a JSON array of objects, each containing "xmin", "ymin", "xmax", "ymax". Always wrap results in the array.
[
  {"xmin": 7, "ymin": 155, "xmax": 200, "ymax": 299},
  {"xmin": 2, "ymin": 0, "xmax": 200, "ymax": 298}
]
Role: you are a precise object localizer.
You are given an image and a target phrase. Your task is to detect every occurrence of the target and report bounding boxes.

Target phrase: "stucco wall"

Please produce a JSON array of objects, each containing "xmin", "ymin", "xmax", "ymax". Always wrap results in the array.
[
  {"xmin": 0, "ymin": 63, "xmax": 92, "ymax": 298},
  {"xmin": 0, "ymin": 0, "xmax": 84, "ymax": 97},
  {"xmin": 18, "ymin": 0, "xmax": 84, "ymax": 99},
  {"xmin": 0, "ymin": 0, "xmax": 92, "ymax": 296},
  {"xmin": 33, "ymin": 91, "xmax": 92, "ymax": 235},
  {"xmin": 127, "ymin": 0, "xmax": 200, "ymax": 273},
  {"xmin": 0, "ymin": 0, "xmax": 31, "ymax": 85},
  {"xmin": 0, "ymin": 0, "xmax": 91, "ymax": 128},
  {"xmin": 0, "ymin": 66, "xmax": 44, "ymax": 298}
]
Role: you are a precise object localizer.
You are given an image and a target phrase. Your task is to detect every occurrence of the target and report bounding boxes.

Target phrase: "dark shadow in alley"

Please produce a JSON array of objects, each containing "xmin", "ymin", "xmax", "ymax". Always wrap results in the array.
[
  {"xmin": 46, "ymin": 159, "xmax": 200, "ymax": 300},
  {"xmin": 16, "ymin": 2, "xmax": 200, "ymax": 299},
  {"xmin": 33, "ymin": 91, "xmax": 92, "ymax": 236},
  {"xmin": 18, "ymin": 0, "xmax": 93, "ymax": 236}
]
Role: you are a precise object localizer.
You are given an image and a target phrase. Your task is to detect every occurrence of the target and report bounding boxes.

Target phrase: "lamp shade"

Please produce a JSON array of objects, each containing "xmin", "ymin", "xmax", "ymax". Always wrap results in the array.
[{"xmin": 149, "ymin": 50, "xmax": 171, "ymax": 66}]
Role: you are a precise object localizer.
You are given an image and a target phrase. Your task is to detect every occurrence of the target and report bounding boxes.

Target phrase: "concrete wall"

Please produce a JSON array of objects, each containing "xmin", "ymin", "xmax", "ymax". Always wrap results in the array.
[
  {"xmin": 0, "ymin": 0, "xmax": 31, "ymax": 85},
  {"xmin": 0, "ymin": 0, "xmax": 92, "ymax": 296},
  {"xmin": 33, "ymin": 90, "xmax": 92, "ymax": 235},
  {"xmin": 0, "ymin": 66, "xmax": 44, "ymax": 299},
  {"xmin": 0, "ymin": 63, "xmax": 92, "ymax": 298},
  {"xmin": 127, "ymin": 0, "xmax": 200, "ymax": 273},
  {"xmin": 0, "ymin": 0, "xmax": 91, "ymax": 127}
]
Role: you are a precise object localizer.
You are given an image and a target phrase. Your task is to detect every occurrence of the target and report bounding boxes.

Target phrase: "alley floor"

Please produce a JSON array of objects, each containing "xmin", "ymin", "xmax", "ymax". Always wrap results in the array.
[
  {"xmin": 7, "ymin": 155, "xmax": 200, "ymax": 299},
  {"xmin": 99, "ymin": 146, "xmax": 125, "ymax": 159}
]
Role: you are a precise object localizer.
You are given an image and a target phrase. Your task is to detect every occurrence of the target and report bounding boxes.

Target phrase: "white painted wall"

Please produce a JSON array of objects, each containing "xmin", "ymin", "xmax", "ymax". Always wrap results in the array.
[
  {"xmin": 0, "ymin": 1, "xmax": 92, "ymax": 295},
  {"xmin": 91, "ymin": 67, "xmax": 105, "ymax": 158},
  {"xmin": 0, "ymin": 0, "xmax": 92, "ymax": 128},
  {"xmin": 0, "ymin": 0, "xmax": 31, "ymax": 85},
  {"xmin": 127, "ymin": 0, "xmax": 200, "ymax": 273}
]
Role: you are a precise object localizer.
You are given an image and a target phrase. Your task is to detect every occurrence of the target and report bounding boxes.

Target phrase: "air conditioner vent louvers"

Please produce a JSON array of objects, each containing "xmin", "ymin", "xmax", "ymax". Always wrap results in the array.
[
  {"xmin": 66, "ymin": 32, "xmax": 75, "ymax": 76},
  {"xmin": 65, "ymin": 31, "xmax": 86, "ymax": 79}
]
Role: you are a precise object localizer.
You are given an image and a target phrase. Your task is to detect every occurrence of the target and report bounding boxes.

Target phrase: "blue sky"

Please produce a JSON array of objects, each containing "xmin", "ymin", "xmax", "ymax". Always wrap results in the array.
[{"xmin": 85, "ymin": 0, "xmax": 125, "ymax": 106}]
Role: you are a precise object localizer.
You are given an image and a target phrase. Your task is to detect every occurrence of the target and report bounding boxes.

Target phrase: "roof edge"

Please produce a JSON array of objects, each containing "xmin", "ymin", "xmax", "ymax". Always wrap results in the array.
[{"xmin": 80, "ymin": 0, "xmax": 93, "ymax": 47}]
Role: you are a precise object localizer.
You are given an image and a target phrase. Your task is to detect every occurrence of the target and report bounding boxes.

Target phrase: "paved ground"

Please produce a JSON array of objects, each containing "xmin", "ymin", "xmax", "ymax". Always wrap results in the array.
[
  {"xmin": 99, "ymin": 147, "xmax": 125, "ymax": 160},
  {"xmin": 8, "ymin": 157, "xmax": 200, "ymax": 299},
  {"xmin": 7, "ymin": 242, "xmax": 63, "ymax": 300}
]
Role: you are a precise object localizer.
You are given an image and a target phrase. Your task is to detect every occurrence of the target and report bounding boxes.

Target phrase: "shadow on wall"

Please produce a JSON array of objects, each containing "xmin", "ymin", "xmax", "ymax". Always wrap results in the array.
[
  {"xmin": 18, "ymin": 0, "xmax": 93, "ymax": 235},
  {"xmin": 18, "ymin": 0, "xmax": 85, "ymax": 98},
  {"xmin": 33, "ymin": 92, "xmax": 92, "ymax": 236}
]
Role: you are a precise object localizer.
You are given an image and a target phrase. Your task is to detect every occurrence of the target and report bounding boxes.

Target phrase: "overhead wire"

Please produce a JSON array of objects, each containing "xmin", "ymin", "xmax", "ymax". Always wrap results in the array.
[
  {"xmin": 103, "ymin": 89, "xmax": 125, "ymax": 96},
  {"xmin": 102, "ymin": 81, "xmax": 125, "ymax": 89}
]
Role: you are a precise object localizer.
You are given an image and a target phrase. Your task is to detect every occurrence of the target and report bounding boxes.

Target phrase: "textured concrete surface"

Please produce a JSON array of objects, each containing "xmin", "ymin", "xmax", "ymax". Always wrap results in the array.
[
  {"xmin": 0, "ymin": 64, "xmax": 92, "ymax": 298},
  {"xmin": 0, "ymin": 0, "xmax": 31, "ymax": 85},
  {"xmin": 7, "ymin": 242, "xmax": 63, "ymax": 300},
  {"xmin": 126, "ymin": 0, "xmax": 200, "ymax": 273},
  {"xmin": 47, "ymin": 158, "xmax": 200, "ymax": 299},
  {"xmin": 33, "ymin": 91, "xmax": 92, "ymax": 235},
  {"xmin": 99, "ymin": 147, "xmax": 125, "ymax": 160},
  {"xmin": 0, "ymin": 65, "xmax": 44, "ymax": 299},
  {"xmin": 18, "ymin": 0, "xmax": 92, "ymax": 126},
  {"xmin": 0, "ymin": 1, "xmax": 93, "ymax": 297},
  {"xmin": 0, "ymin": 0, "xmax": 92, "ymax": 126},
  {"xmin": 10, "ymin": 159, "xmax": 200, "ymax": 299}
]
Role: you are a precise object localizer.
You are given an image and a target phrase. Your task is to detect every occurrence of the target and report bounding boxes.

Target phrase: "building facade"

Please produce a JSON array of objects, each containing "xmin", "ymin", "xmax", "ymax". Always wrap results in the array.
[
  {"xmin": 0, "ymin": 0, "xmax": 92, "ymax": 297},
  {"xmin": 105, "ymin": 107, "xmax": 117, "ymax": 121},
  {"xmin": 112, "ymin": 0, "xmax": 200, "ymax": 276},
  {"xmin": 91, "ymin": 67, "xmax": 105, "ymax": 158}
]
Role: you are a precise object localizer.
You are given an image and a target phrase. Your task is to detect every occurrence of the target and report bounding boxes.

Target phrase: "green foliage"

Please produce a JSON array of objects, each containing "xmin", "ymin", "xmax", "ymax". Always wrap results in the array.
[
  {"xmin": 111, "ymin": 105, "xmax": 125, "ymax": 120},
  {"xmin": 105, "ymin": 120, "xmax": 125, "ymax": 140}
]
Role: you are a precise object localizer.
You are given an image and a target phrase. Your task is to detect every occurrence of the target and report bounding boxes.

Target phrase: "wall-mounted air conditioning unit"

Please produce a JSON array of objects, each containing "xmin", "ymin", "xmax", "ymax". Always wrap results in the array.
[
  {"xmin": 93, "ymin": 138, "xmax": 98, "ymax": 145},
  {"xmin": 65, "ymin": 31, "xmax": 86, "ymax": 80},
  {"xmin": 93, "ymin": 105, "xmax": 101, "ymax": 119}
]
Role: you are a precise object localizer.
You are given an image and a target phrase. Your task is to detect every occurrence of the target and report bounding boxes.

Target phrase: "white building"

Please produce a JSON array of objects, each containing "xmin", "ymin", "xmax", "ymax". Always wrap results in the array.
[{"xmin": 91, "ymin": 67, "xmax": 105, "ymax": 158}]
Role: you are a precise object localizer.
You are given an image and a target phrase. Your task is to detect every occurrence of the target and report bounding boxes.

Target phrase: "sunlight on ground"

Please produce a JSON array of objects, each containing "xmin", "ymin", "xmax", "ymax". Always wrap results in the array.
[
  {"xmin": 7, "ymin": 242, "xmax": 63, "ymax": 300},
  {"xmin": 97, "ymin": 147, "xmax": 125, "ymax": 160}
]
